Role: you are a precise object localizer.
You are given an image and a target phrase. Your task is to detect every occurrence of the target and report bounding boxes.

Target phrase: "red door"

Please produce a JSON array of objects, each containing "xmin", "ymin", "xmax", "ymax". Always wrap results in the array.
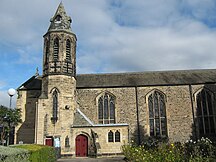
[
  {"xmin": 45, "ymin": 138, "xmax": 53, "ymax": 146},
  {"xmin": 76, "ymin": 135, "xmax": 88, "ymax": 157}
]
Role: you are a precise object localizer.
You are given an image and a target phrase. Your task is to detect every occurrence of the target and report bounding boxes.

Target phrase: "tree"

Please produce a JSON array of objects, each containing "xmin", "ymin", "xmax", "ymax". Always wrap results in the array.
[{"xmin": 0, "ymin": 105, "xmax": 22, "ymax": 146}]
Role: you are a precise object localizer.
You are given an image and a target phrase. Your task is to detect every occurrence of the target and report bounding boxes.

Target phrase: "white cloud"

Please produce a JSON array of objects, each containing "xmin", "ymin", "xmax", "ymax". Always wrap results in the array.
[{"xmin": 1, "ymin": 0, "xmax": 216, "ymax": 75}]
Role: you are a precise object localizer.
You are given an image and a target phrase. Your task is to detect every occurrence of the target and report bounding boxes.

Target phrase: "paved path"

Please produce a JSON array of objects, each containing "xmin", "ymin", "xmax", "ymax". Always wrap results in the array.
[{"xmin": 57, "ymin": 157, "xmax": 125, "ymax": 162}]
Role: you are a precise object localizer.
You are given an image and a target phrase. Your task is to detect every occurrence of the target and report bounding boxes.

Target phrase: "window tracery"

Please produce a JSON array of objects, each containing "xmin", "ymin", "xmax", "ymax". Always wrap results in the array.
[
  {"xmin": 148, "ymin": 90, "xmax": 167, "ymax": 137},
  {"xmin": 98, "ymin": 93, "xmax": 115, "ymax": 124},
  {"xmin": 196, "ymin": 89, "xmax": 216, "ymax": 137}
]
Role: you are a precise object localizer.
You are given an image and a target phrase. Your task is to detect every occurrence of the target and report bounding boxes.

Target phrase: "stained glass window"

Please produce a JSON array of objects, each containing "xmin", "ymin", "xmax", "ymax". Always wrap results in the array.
[
  {"xmin": 148, "ymin": 90, "xmax": 167, "ymax": 137},
  {"xmin": 98, "ymin": 93, "xmax": 116, "ymax": 124},
  {"xmin": 52, "ymin": 90, "xmax": 58, "ymax": 123},
  {"xmin": 115, "ymin": 130, "xmax": 120, "ymax": 142},
  {"xmin": 108, "ymin": 131, "xmax": 114, "ymax": 142},
  {"xmin": 196, "ymin": 89, "xmax": 216, "ymax": 137}
]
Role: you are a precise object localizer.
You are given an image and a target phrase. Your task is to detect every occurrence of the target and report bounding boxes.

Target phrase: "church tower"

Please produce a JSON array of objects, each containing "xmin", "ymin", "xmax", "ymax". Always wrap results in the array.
[
  {"xmin": 43, "ymin": 2, "xmax": 76, "ymax": 77},
  {"xmin": 35, "ymin": 2, "xmax": 77, "ymax": 147}
]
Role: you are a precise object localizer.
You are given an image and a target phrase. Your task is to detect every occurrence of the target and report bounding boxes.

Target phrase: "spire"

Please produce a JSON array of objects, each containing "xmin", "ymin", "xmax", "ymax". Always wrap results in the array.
[{"xmin": 48, "ymin": 2, "xmax": 72, "ymax": 32}]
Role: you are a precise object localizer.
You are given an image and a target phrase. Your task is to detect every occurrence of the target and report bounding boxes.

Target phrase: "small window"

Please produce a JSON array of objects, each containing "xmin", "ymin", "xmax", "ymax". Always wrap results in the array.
[
  {"xmin": 55, "ymin": 15, "xmax": 62, "ymax": 22},
  {"xmin": 115, "ymin": 130, "xmax": 120, "ymax": 142},
  {"xmin": 65, "ymin": 136, "xmax": 70, "ymax": 147},
  {"xmin": 108, "ymin": 131, "xmax": 114, "ymax": 142}
]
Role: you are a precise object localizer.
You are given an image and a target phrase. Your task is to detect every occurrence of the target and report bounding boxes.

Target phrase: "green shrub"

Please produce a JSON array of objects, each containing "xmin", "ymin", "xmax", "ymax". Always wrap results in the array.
[
  {"xmin": 0, "ymin": 145, "xmax": 29, "ymax": 162},
  {"xmin": 11, "ymin": 144, "xmax": 56, "ymax": 162},
  {"xmin": 122, "ymin": 137, "xmax": 216, "ymax": 162}
]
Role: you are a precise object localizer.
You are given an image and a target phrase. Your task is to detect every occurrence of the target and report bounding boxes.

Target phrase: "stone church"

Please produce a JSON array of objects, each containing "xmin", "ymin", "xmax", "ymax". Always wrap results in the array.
[{"xmin": 15, "ymin": 3, "xmax": 216, "ymax": 157}]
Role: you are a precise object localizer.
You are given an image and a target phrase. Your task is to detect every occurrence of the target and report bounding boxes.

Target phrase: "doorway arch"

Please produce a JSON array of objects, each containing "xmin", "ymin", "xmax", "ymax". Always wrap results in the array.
[{"xmin": 75, "ymin": 134, "xmax": 88, "ymax": 157}]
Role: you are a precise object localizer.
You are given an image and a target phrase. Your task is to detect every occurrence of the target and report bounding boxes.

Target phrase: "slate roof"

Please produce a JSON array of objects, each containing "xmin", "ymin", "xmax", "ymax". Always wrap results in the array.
[
  {"xmin": 76, "ymin": 69, "xmax": 216, "ymax": 88},
  {"xmin": 18, "ymin": 76, "xmax": 42, "ymax": 90},
  {"xmin": 72, "ymin": 108, "xmax": 128, "ymax": 128},
  {"xmin": 18, "ymin": 69, "xmax": 216, "ymax": 90},
  {"xmin": 73, "ymin": 108, "xmax": 93, "ymax": 127}
]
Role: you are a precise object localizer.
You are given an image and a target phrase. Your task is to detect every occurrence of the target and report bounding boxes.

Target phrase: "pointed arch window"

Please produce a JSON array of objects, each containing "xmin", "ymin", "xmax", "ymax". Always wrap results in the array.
[
  {"xmin": 115, "ymin": 130, "xmax": 120, "ymax": 142},
  {"xmin": 65, "ymin": 136, "xmax": 70, "ymax": 147},
  {"xmin": 98, "ymin": 93, "xmax": 115, "ymax": 124},
  {"xmin": 66, "ymin": 39, "xmax": 71, "ymax": 62},
  {"xmin": 108, "ymin": 131, "xmax": 114, "ymax": 142},
  {"xmin": 55, "ymin": 15, "xmax": 62, "ymax": 22},
  {"xmin": 196, "ymin": 89, "xmax": 216, "ymax": 137},
  {"xmin": 51, "ymin": 90, "xmax": 58, "ymax": 123},
  {"xmin": 53, "ymin": 38, "xmax": 59, "ymax": 61},
  {"xmin": 148, "ymin": 90, "xmax": 167, "ymax": 137},
  {"xmin": 45, "ymin": 41, "xmax": 49, "ymax": 64}
]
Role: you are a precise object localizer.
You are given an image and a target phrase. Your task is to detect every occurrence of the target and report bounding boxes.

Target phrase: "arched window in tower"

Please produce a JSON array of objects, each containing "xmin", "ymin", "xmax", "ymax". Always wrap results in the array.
[
  {"xmin": 148, "ymin": 90, "xmax": 167, "ymax": 137},
  {"xmin": 98, "ymin": 93, "xmax": 116, "ymax": 124},
  {"xmin": 55, "ymin": 15, "xmax": 62, "ymax": 23},
  {"xmin": 53, "ymin": 38, "xmax": 59, "ymax": 61},
  {"xmin": 108, "ymin": 130, "xmax": 114, "ymax": 142},
  {"xmin": 45, "ymin": 41, "xmax": 49, "ymax": 64},
  {"xmin": 66, "ymin": 39, "xmax": 71, "ymax": 62},
  {"xmin": 52, "ymin": 90, "xmax": 58, "ymax": 123},
  {"xmin": 196, "ymin": 89, "xmax": 216, "ymax": 138}
]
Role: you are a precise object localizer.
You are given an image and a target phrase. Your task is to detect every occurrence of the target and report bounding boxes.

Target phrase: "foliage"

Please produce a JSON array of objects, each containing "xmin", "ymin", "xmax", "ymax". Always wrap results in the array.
[
  {"xmin": 122, "ymin": 137, "xmax": 216, "ymax": 162},
  {"xmin": 184, "ymin": 137, "xmax": 216, "ymax": 161},
  {"xmin": 11, "ymin": 144, "xmax": 56, "ymax": 162},
  {"xmin": 0, "ymin": 105, "xmax": 22, "ymax": 145},
  {"xmin": 0, "ymin": 145, "xmax": 29, "ymax": 162}
]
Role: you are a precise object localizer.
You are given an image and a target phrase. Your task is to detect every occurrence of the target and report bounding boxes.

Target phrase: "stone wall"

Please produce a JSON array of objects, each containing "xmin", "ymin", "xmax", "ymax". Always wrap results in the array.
[
  {"xmin": 35, "ymin": 75, "xmax": 76, "ymax": 146},
  {"xmin": 15, "ymin": 89, "xmax": 40, "ymax": 144},
  {"xmin": 66, "ymin": 125, "xmax": 128, "ymax": 156},
  {"xmin": 77, "ymin": 88, "xmax": 137, "ymax": 138},
  {"xmin": 77, "ymin": 84, "xmax": 207, "ymax": 143}
]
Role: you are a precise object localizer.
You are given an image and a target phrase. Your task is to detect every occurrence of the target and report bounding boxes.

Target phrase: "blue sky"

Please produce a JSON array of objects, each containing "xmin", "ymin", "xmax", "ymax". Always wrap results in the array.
[{"xmin": 1, "ymin": 0, "xmax": 216, "ymax": 107}]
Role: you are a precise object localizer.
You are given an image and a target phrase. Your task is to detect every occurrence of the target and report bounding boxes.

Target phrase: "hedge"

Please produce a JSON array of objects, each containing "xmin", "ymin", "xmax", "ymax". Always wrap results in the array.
[
  {"xmin": 0, "ymin": 145, "xmax": 29, "ymax": 162},
  {"xmin": 11, "ymin": 144, "xmax": 56, "ymax": 162}
]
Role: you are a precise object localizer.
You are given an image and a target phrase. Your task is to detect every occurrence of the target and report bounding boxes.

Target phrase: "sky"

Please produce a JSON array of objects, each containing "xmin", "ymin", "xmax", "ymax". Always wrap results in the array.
[{"xmin": 1, "ymin": 0, "xmax": 216, "ymax": 107}]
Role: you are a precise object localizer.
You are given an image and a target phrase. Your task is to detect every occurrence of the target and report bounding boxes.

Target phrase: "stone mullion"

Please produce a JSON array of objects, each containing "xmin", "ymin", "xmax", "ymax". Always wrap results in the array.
[
  {"xmin": 102, "ymin": 94, "xmax": 105, "ymax": 124},
  {"xmin": 213, "ymin": 95, "xmax": 216, "ymax": 133},
  {"xmin": 200, "ymin": 93, "xmax": 205, "ymax": 134},
  {"xmin": 107, "ymin": 95, "xmax": 110, "ymax": 124},
  {"xmin": 158, "ymin": 94, "xmax": 162, "ymax": 136},
  {"xmin": 205, "ymin": 91, "xmax": 211, "ymax": 134},
  {"xmin": 153, "ymin": 92, "xmax": 156, "ymax": 136}
]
